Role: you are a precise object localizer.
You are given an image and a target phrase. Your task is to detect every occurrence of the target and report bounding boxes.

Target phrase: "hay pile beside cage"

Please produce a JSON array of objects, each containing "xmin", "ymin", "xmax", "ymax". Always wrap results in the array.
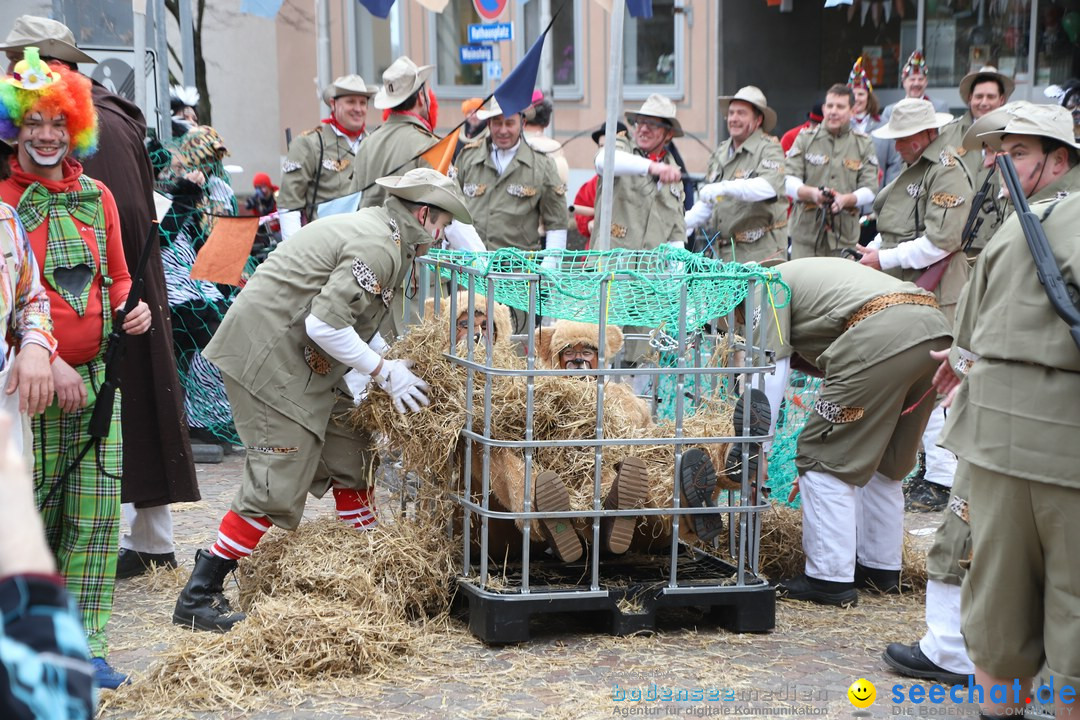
[{"xmin": 106, "ymin": 497, "xmax": 460, "ymax": 713}]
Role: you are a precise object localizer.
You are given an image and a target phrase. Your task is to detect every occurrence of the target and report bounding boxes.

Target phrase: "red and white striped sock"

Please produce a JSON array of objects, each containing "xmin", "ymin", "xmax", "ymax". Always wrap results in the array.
[
  {"xmin": 208, "ymin": 511, "xmax": 271, "ymax": 560},
  {"xmin": 333, "ymin": 486, "xmax": 378, "ymax": 530}
]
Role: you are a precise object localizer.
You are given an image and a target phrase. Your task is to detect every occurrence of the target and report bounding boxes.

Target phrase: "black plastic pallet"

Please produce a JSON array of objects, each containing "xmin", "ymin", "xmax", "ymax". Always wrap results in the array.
[{"xmin": 456, "ymin": 551, "xmax": 776, "ymax": 644}]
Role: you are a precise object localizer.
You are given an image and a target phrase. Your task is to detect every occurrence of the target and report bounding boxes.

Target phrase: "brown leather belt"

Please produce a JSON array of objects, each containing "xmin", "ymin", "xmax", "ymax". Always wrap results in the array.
[{"xmin": 845, "ymin": 292, "xmax": 939, "ymax": 331}]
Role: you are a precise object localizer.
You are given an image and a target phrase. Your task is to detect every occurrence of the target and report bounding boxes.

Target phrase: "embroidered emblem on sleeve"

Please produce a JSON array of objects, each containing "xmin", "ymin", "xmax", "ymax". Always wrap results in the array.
[
  {"xmin": 611, "ymin": 223, "xmax": 628, "ymax": 239},
  {"xmin": 906, "ymin": 183, "xmax": 922, "ymax": 199},
  {"xmin": 843, "ymin": 158, "xmax": 863, "ymax": 171},
  {"xmin": 814, "ymin": 398, "xmax": 865, "ymax": 424},
  {"xmin": 507, "ymin": 184, "xmax": 537, "ymax": 198},
  {"xmin": 931, "ymin": 192, "xmax": 965, "ymax": 209},
  {"xmin": 282, "ymin": 159, "xmax": 302, "ymax": 173},
  {"xmin": 463, "ymin": 183, "xmax": 487, "ymax": 198},
  {"xmin": 760, "ymin": 159, "xmax": 780, "ymax": 171},
  {"xmin": 304, "ymin": 345, "xmax": 333, "ymax": 375},
  {"xmin": 352, "ymin": 259, "xmax": 383, "ymax": 294},
  {"xmin": 553, "ymin": 184, "xmax": 567, "ymax": 196},
  {"xmin": 806, "ymin": 153, "xmax": 829, "ymax": 166}
]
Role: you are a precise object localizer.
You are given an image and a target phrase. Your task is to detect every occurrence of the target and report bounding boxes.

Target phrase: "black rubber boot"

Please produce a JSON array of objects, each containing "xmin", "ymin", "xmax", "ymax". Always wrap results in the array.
[
  {"xmin": 172, "ymin": 549, "xmax": 247, "ymax": 632},
  {"xmin": 855, "ymin": 562, "xmax": 903, "ymax": 594}
]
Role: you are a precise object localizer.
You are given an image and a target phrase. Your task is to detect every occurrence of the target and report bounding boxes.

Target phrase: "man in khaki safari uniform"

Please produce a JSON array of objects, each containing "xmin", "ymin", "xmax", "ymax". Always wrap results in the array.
[
  {"xmin": 278, "ymin": 75, "xmax": 376, "ymax": 240},
  {"xmin": 883, "ymin": 104, "xmax": 1080, "ymax": 694},
  {"xmin": 592, "ymin": 95, "xmax": 686, "ymax": 370},
  {"xmin": 172, "ymin": 169, "xmax": 472, "ymax": 633},
  {"xmin": 758, "ymin": 258, "xmax": 950, "ymax": 608},
  {"xmin": 784, "ymin": 84, "xmax": 879, "ymax": 259},
  {"xmin": 352, "ymin": 56, "xmax": 439, "ymax": 210},
  {"xmin": 937, "ymin": 66, "xmax": 1013, "ymax": 256},
  {"xmin": 452, "ymin": 99, "xmax": 569, "ymax": 259},
  {"xmin": 861, "ymin": 98, "xmax": 973, "ymax": 515},
  {"xmin": 685, "ymin": 86, "xmax": 787, "ymax": 264}
]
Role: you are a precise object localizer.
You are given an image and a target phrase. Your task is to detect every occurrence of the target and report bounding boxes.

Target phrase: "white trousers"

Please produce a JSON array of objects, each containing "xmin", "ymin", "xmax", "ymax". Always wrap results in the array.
[
  {"xmin": 922, "ymin": 405, "xmax": 957, "ymax": 488},
  {"xmin": 120, "ymin": 503, "xmax": 175, "ymax": 555},
  {"xmin": 919, "ymin": 578, "xmax": 975, "ymax": 675},
  {"xmin": 801, "ymin": 470, "xmax": 904, "ymax": 582}
]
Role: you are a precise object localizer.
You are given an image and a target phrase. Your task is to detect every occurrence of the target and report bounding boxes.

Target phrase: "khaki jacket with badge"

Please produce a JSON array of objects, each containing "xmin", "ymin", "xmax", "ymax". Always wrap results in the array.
[
  {"xmin": 455, "ymin": 138, "xmax": 569, "ymax": 252},
  {"xmin": 941, "ymin": 192, "xmax": 1080, "ymax": 489},
  {"xmin": 204, "ymin": 196, "xmax": 427, "ymax": 436},
  {"xmin": 786, "ymin": 124, "xmax": 879, "ymax": 259},
  {"xmin": 873, "ymin": 132, "xmax": 973, "ymax": 321},
  {"xmin": 938, "ymin": 113, "xmax": 1005, "ymax": 256},
  {"xmin": 703, "ymin": 128, "xmax": 787, "ymax": 264},
  {"xmin": 278, "ymin": 123, "xmax": 359, "ymax": 220},
  {"xmin": 352, "ymin": 114, "xmax": 437, "ymax": 210},
  {"xmin": 596, "ymin": 133, "xmax": 685, "ymax": 250}
]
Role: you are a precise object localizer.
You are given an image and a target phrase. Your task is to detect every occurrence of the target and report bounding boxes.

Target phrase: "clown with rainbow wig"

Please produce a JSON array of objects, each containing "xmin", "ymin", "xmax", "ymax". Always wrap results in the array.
[{"xmin": 0, "ymin": 46, "xmax": 153, "ymax": 690}]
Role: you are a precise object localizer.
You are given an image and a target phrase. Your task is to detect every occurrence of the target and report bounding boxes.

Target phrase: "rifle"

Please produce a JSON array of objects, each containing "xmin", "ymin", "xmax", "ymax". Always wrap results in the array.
[
  {"xmin": 916, "ymin": 167, "xmax": 996, "ymax": 291},
  {"xmin": 38, "ymin": 221, "xmax": 160, "ymax": 511},
  {"xmin": 996, "ymin": 153, "xmax": 1080, "ymax": 351}
]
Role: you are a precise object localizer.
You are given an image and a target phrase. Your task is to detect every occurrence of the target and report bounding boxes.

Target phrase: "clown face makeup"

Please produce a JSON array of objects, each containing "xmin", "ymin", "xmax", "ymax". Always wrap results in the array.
[{"xmin": 17, "ymin": 111, "xmax": 69, "ymax": 177}]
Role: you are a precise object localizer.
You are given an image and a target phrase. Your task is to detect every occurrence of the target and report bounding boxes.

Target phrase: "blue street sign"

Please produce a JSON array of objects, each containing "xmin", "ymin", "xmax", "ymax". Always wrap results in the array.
[
  {"xmin": 486, "ymin": 60, "xmax": 503, "ymax": 80},
  {"xmin": 459, "ymin": 44, "xmax": 494, "ymax": 64},
  {"xmin": 468, "ymin": 22, "xmax": 513, "ymax": 43}
]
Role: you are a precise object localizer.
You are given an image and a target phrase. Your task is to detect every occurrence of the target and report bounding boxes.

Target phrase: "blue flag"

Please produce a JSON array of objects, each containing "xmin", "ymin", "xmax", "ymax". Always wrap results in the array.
[
  {"xmin": 627, "ymin": 0, "xmax": 653, "ymax": 18},
  {"xmin": 357, "ymin": 0, "xmax": 396, "ymax": 19},
  {"xmin": 493, "ymin": 27, "xmax": 549, "ymax": 116},
  {"xmin": 239, "ymin": 0, "xmax": 285, "ymax": 18}
]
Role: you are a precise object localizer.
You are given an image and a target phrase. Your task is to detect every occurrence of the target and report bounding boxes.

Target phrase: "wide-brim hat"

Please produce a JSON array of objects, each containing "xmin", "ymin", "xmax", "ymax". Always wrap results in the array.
[
  {"xmin": 591, "ymin": 121, "xmax": 628, "ymax": 145},
  {"xmin": 960, "ymin": 100, "xmax": 1031, "ymax": 151},
  {"xmin": 625, "ymin": 93, "xmax": 683, "ymax": 138},
  {"xmin": 322, "ymin": 74, "xmax": 375, "ymax": 105},
  {"xmin": 0, "ymin": 15, "xmax": 97, "ymax": 65},
  {"xmin": 977, "ymin": 103, "xmax": 1080, "ymax": 151},
  {"xmin": 871, "ymin": 98, "xmax": 953, "ymax": 139},
  {"xmin": 376, "ymin": 167, "xmax": 473, "ymax": 224},
  {"xmin": 959, "ymin": 66, "xmax": 1015, "ymax": 104},
  {"xmin": 373, "ymin": 56, "xmax": 435, "ymax": 110},
  {"xmin": 476, "ymin": 97, "xmax": 514, "ymax": 122},
  {"xmin": 717, "ymin": 86, "xmax": 777, "ymax": 134}
]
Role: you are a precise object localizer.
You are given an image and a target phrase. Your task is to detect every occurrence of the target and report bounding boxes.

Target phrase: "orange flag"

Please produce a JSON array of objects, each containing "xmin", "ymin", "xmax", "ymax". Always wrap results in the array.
[
  {"xmin": 421, "ymin": 132, "xmax": 459, "ymax": 176},
  {"xmin": 190, "ymin": 216, "xmax": 260, "ymax": 286}
]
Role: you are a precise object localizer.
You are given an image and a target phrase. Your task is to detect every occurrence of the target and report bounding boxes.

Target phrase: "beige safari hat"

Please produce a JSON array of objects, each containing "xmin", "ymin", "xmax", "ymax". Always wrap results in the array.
[
  {"xmin": 1, "ymin": 15, "xmax": 97, "ymax": 65},
  {"xmin": 718, "ymin": 86, "xmax": 777, "ymax": 134},
  {"xmin": 960, "ymin": 100, "xmax": 1031, "ymax": 151},
  {"xmin": 871, "ymin": 98, "xmax": 953, "ymax": 139},
  {"xmin": 959, "ymin": 66, "xmax": 1015, "ymax": 105},
  {"xmin": 373, "ymin": 56, "xmax": 435, "ymax": 110},
  {"xmin": 977, "ymin": 103, "xmax": 1080, "ymax": 151},
  {"xmin": 322, "ymin": 74, "xmax": 375, "ymax": 105},
  {"xmin": 377, "ymin": 167, "xmax": 473, "ymax": 224},
  {"xmin": 625, "ymin": 93, "xmax": 683, "ymax": 138},
  {"xmin": 475, "ymin": 97, "xmax": 512, "ymax": 121}
]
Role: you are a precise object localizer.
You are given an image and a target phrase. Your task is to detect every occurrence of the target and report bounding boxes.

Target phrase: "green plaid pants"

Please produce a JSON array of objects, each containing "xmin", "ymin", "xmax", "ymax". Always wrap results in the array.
[{"xmin": 33, "ymin": 357, "xmax": 122, "ymax": 658}]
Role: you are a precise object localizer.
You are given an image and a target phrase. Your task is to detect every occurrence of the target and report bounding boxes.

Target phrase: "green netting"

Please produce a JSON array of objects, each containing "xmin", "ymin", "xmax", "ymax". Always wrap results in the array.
[
  {"xmin": 427, "ymin": 247, "xmax": 789, "ymax": 331},
  {"xmin": 146, "ymin": 133, "xmax": 266, "ymax": 446},
  {"xmin": 765, "ymin": 370, "xmax": 822, "ymax": 508}
]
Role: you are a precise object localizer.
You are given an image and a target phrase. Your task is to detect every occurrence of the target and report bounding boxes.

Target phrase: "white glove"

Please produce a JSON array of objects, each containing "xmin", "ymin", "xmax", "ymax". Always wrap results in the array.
[
  {"xmin": 373, "ymin": 359, "xmax": 430, "ymax": 414},
  {"xmin": 369, "ymin": 331, "xmax": 390, "ymax": 356},
  {"xmin": 684, "ymin": 199, "xmax": 714, "ymax": 232},
  {"xmin": 344, "ymin": 369, "xmax": 372, "ymax": 405},
  {"xmin": 698, "ymin": 182, "xmax": 727, "ymax": 203},
  {"xmin": 279, "ymin": 209, "xmax": 302, "ymax": 242},
  {"xmin": 444, "ymin": 220, "xmax": 487, "ymax": 252}
]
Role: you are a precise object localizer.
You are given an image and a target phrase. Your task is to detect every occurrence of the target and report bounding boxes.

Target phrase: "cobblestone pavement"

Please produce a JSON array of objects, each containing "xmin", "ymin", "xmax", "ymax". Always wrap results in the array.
[{"xmin": 101, "ymin": 454, "xmax": 979, "ymax": 720}]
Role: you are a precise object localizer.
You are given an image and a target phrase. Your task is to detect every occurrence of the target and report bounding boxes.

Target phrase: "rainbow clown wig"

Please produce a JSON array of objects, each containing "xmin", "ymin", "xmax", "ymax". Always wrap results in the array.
[{"xmin": 0, "ymin": 46, "xmax": 98, "ymax": 158}]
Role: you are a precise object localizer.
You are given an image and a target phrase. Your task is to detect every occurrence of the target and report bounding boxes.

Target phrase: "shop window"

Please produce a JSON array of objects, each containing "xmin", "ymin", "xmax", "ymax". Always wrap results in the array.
[
  {"xmin": 520, "ymin": 0, "xmax": 581, "ymax": 96},
  {"xmin": 918, "ymin": 0, "xmax": 1032, "ymax": 88},
  {"xmin": 431, "ymin": 0, "xmax": 484, "ymax": 94},
  {"xmin": 820, "ymin": 1, "xmax": 917, "ymax": 90},
  {"xmin": 623, "ymin": 0, "xmax": 683, "ymax": 97}
]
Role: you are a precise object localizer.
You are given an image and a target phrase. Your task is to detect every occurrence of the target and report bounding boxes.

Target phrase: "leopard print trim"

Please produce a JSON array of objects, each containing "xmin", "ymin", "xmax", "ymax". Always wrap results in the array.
[
  {"xmin": 304, "ymin": 345, "xmax": 333, "ymax": 375},
  {"xmin": 806, "ymin": 153, "xmax": 829, "ymax": 166},
  {"xmin": 843, "ymin": 158, "xmax": 862, "ymax": 171},
  {"xmin": 939, "ymin": 150, "xmax": 956, "ymax": 167},
  {"xmin": 813, "ymin": 398, "xmax": 865, "ymax": 424},
  {"xmin": 282, "ymin": 159, "xmax": 302, "ymax": 173},
  {"xmin": 760, "ymin": 159, "xmax": 780, "ymax": 171},
  {"xmin": 553, "ymin": 184, "xmax": 567, "ymax": 196},
  {"xmin": 611, "ymin": 223, "xmax": 628, "ymax": 239},
  {"xmin": 845, "ymin": 292, "xmax": 939, "ymax": 330},
  {"xmin": 388, "ymin": 217, "xmax": 400, "ymax": 247},
  {"xmin": 506, "ymin": 184, "xmax": 538, "ymax": 198},
  {"xmin": 948, "ymin": 494, "xmax": 969, "ymax": 523},
  {"xmin": 931, "ymin": 192, "xmax": 965, "ymax": 209},
  {"xmin": 246, "ymin": 445, "xmax": 299, "ymax": 454},
  {"xmin": 954, "ymin": 347, "xmax": 979, "ymax": 376},
  {"xmin": 463, "ymin": 183, "xmax": 487, "ymax": 198},
  {"xmin": 352, "ymin": 259, "xmax": 383, "ymax": 295},
  {"xmin": 322, "ymin": 157, "xmax": 351, "ymax": 173},
  {"xmin": 733, "ymin": 218, "xmax": 788, "ymax": 244},
  {"xmin": 906, "ymin": 183, "xmax": 921, "ymax": 198}
]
